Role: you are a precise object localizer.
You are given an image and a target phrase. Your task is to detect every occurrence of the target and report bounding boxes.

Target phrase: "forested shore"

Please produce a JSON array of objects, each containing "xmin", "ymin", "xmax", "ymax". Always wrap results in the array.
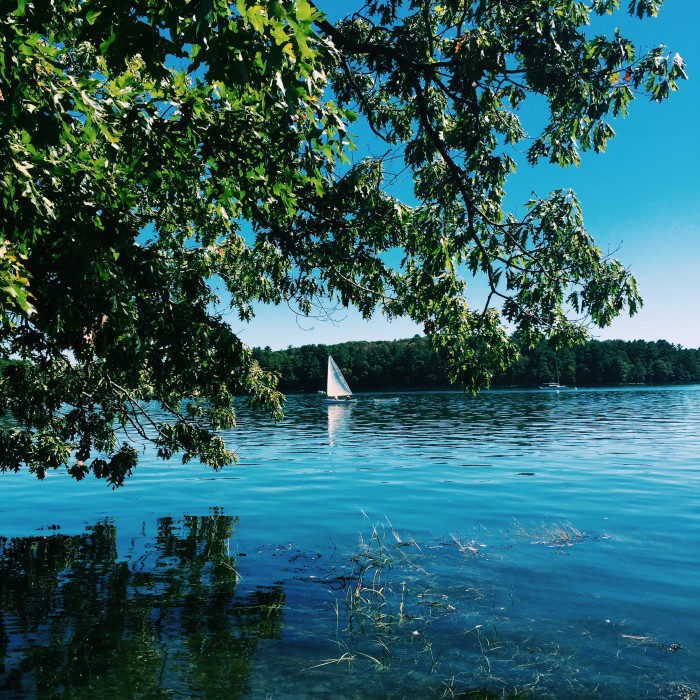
[{"xmin": 253, "ymin": 337, "xmax": 700, "ymax": 393}]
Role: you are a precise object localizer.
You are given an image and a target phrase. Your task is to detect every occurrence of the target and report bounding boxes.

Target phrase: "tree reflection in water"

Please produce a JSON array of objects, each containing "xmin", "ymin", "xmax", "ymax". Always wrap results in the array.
[{"xmin": 0, "ymin": 511, "xmax": 284, "ymax": 698}]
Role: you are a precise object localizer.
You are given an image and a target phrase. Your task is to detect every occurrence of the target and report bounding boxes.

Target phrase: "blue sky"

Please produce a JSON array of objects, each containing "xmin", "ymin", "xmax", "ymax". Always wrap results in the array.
[{"xmin": 237, "ymin": 0, "xmax": 700, "ymax": 351}]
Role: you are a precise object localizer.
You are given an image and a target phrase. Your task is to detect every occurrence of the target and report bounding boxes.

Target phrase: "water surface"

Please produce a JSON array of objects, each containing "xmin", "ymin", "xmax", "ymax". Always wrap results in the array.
[{"xmin": 1, "ymin": 387, "xmax": 699, "ymax": 698}]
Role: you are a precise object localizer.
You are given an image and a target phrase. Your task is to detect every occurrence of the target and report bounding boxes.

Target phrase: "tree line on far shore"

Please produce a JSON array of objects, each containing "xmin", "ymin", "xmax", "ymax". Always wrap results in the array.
[{"xmin": 252, "ymin": 336, "xmax": 700, "ymax": 393}]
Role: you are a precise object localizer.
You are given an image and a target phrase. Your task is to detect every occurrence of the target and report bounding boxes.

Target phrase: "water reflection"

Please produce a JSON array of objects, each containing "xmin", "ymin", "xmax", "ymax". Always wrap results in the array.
[
  {"xmin": 0, "ymin": 512, "xmax": 283, "ymax": 698},
  {"xmin": 326, "ymin": 403, "xmax": 354, "ymax": 446}
]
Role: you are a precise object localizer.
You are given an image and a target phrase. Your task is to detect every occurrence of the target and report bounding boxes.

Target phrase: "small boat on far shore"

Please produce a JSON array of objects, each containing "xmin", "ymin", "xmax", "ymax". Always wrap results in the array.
[{"xmin": 539, "ymin": 382, "xmax": 569, "ymax": 391}]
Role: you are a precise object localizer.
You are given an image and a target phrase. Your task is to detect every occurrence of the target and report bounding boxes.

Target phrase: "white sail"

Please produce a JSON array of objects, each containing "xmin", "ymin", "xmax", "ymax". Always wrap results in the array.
[{"xmin": 327, "ymin": 355, "xmax": 352, "ymax": 397}]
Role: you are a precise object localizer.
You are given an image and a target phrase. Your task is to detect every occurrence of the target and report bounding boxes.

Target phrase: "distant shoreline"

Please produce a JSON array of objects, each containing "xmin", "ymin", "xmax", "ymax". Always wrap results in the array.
[{"xmin": 254, "ymin": 336, "xmax": 700, "ymax": 394}]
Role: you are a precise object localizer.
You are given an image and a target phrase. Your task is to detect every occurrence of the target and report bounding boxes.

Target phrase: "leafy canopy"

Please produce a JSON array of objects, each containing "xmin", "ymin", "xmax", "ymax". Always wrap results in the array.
[{"xmin": 0, "ymin": 0, "xmax": 685, "ymax": 485}]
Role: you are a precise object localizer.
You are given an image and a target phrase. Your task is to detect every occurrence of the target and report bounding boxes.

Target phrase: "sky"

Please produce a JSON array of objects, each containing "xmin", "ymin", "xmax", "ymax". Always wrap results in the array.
[{"xmin": 237, "ymin": 0, "xmax": 700, "ymax": 351}]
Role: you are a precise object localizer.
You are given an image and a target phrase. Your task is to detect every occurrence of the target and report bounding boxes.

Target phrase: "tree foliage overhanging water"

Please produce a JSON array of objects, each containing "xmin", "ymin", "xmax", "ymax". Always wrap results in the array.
[
  {"xmin": 0, "ymin": 0, "xmax": 686, "ymax": 484},
  {"xmin": 253, "ymin": 336, "xmax": 700, "ymax": 392}
]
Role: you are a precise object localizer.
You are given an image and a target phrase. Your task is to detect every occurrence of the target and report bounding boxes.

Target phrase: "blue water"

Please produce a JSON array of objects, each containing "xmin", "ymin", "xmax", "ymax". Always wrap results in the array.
[{"xmin": 1, "ymin": 387, "xmax": 699, "ymax": 698}]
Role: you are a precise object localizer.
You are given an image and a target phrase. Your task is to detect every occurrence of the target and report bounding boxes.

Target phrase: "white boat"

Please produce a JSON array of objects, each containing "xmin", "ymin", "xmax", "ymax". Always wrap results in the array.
[
  {"xmin": 324, "ymin": 355, "xmax": 356, "ymax": 403},
  {"xmin": 539, "ymin": 356, "xmax": 571, "ymax": 390},
  {"xmin": 539, "ymin": 382, "xmax": 568, "ymax": 391}
]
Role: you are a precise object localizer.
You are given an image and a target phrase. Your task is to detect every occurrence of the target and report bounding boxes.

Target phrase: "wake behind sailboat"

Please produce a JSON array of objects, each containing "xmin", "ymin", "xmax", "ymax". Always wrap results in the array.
[{"xmin": 323, "ymin": 355, "xmax": 356, "ymax": 403}]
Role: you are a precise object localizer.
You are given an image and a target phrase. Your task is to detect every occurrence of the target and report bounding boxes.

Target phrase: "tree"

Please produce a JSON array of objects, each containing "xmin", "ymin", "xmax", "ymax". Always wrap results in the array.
[{"xmin": 0, "ymin": 0, "xmax": 686, "ymax": 484}]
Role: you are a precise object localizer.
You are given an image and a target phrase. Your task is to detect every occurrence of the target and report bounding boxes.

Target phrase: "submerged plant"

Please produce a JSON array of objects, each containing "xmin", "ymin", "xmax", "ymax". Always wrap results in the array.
[
  {"xmin": 344, "ymin": 522, "xmax": 413, "ymax": 635},
  {"xmin": 511, "ymin": 519, "xmax": 587, "ymax": 547}
]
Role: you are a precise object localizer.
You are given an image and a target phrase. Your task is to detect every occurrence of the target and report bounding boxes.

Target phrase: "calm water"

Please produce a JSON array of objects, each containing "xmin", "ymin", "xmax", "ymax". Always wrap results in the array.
[{"xmin": 1, "ymin": 387, "xmax": 699, "ymax": 698}]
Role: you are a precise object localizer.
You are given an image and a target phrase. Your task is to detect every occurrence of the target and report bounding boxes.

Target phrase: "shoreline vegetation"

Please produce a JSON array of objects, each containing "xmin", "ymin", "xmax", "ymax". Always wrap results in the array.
[{"xmin": 253, "ymin": 336, "xmax": 700, "ymax": 394}]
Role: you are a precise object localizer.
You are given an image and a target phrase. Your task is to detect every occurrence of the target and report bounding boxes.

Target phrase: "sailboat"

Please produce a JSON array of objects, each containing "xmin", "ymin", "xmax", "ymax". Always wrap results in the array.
[
  {"xmin": 539, "ymin": 381, "xmax": 568, "ymax": 391},
  {"xmin": 323, "ymin": 355, "xmax": 356, "ymax": 403},
  {"xmin": 539, "ymin": 355, "xmax": 569, "ymax": 390}
]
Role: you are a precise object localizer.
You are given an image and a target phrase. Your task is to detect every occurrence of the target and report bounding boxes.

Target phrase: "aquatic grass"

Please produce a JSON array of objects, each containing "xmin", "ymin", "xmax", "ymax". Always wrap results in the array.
[
  {"xmin": 307, "ymin": 645, "xmax": 386, "ymax": 672},
  {"xmin": 450, "ymin": 533, "xmax": 484, "ymax": 557},
  {"xmin": 305, "ymin": 521, "xmax": 465, "ymax": 685},
  {"xmin": 343, "ymin": 521, "xmax": 463, "ymax": 633},
  {"xmin": 311, "ymin": 522, "xmax": 548, "ymax": 697},
  {"xmin": 304, "ymin": 518, "xmax": 652, "ymax": 699},
  {"xmin": 257, "ymin": 513, "xmax": 691, "ymax": 698},
  {"xmin": 340, "ymin": 521, "xmax": 440, "ymax": 641},
  {"xmin": 510, "ymin": 518, "xmax": 587, "ymax": 547}
]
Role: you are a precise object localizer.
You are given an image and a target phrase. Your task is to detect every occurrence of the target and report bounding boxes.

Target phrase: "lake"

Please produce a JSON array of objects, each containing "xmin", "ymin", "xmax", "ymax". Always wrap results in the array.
[{"xmin": 1, "ymin": 386, "xmax": 699, "ymax": 699}]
